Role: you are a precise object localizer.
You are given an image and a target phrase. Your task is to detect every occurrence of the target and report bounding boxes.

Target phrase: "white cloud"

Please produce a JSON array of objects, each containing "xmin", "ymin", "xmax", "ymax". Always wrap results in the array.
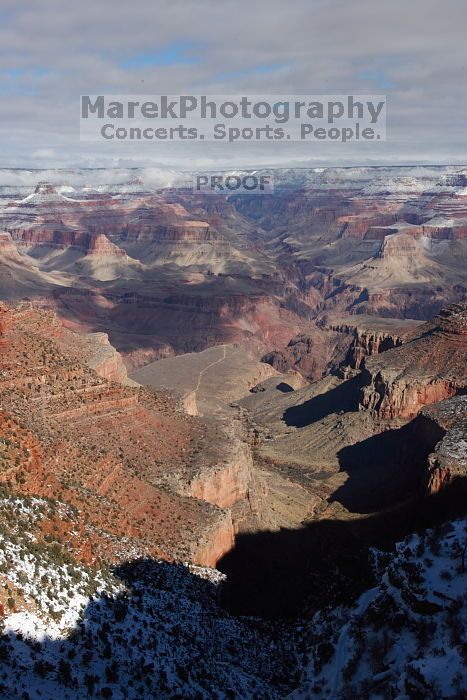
[{"xmin": 0, "ymin": 0, "xmax": 466, "ymax": 168}]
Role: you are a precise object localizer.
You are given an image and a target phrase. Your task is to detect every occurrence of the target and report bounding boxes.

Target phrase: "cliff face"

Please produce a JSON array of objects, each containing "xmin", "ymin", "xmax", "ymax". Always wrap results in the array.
[
  {"xmin": 330, "ymin": 323, "xmax": 403, "ymax": 370},
  {"xmin": 0, "ymin": 232, "xmax": 20, "ymax": 257},
  {"xmin": 376, "ymin": 232, "xmax": 419, "ymax": 259},
  {"xmin": 122, "ymin": 222, "xmax": 222, "ymax": 243},
  {"xmin": 189, "ymin": 434, "xmax": 253, "ymax": 510},
  {"xmin": 360, "ymin": 374, "xmax": 459, "ymax": 420},
  {"xmin": 192, "ymin": 511, "xmax": 235, "ymax": 568},
  {"xmin": 117, "ymin": 219, "xmax": 233, "ymax": 267},
  {"xmin": 421, "ymin": 395, "xmax": 467, "ymax": 493},
  {"xmin": 360, "ymin": 303, "xmax": 467, "ymax": 419},
  {"xmin": 84, "ymin": 233, "xmax": 126, "ymax": 257},
  {"xmin": 12, "ymin": 228, "xmax": 126, "ymax": 257},
  {"xmin": 71, "ymin": 331, "xmax": 132, "ymax": 385},
  {"xmin": 1, "ymin": 183, "xmax": 132, "ymax": 261}
]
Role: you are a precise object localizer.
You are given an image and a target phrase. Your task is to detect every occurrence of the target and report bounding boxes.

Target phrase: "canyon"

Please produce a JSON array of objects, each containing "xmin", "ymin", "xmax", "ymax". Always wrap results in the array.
[
  {"xmin": 0, "ymin": 298, "xmax": 465, "ymax": 587},
  {"xmin": 0, "ymin": 167, "xmax": 465, "ymax": 570},
  {"xmin": 0, "ymin": 166, "xmax": 465, "ymax": 696},
  {"xmin": 0, "ymin": 166, "xmax": 466, "ymax": 373}
]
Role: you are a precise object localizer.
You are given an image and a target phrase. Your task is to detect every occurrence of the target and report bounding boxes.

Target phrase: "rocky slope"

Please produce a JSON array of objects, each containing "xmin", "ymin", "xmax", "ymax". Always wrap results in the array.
[{"xmin": 0, "ymin": 303, "xmax": 241, "ymax": 568}]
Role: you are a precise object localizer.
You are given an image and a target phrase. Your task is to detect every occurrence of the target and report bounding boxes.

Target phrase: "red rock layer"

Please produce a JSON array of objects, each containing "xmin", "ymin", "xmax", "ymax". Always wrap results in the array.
[
  {"xmin": 360, "ymin": 303, "xmax": 467, "ymax": 419},
  {"xmin": 0, "ymin": 303, "xmax": 237, "ymax": 567}
]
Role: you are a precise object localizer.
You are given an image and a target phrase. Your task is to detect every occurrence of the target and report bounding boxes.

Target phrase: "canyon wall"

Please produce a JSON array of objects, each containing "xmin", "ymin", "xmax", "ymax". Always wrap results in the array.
[
  {"xmin": 360, "ymin": 374, "xmax": 459, "ymax": 420},
  {"xmin": 360, "ymin": 303, "xmax": 466, "ymax": 419},
  {"xmin": 330, "ymin": 323, "xmax": 403, "ymax": 370},
  {"xmin": 189, "ymin": 436, "xmax": 253, "ymax": 510},
  {"xmin": 192, "ymin": 511, "xmax": 235, "ymax": 568}
]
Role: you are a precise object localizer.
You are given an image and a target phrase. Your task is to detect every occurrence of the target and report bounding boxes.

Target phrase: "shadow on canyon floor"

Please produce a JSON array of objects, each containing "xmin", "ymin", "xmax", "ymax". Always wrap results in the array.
[
  {"xmin": 282, "ymin": 374, "xmax": 364, "ymax": 427},
  {"xmin": 218, "ymin": 478, "xmax": 467, "ymax": 618},
  {"xmin": 276, "ymin": 382, "xmax": 294, "ymax": 393},
  {"xmin": 332, "ymin": 418, "xmax": 445, "ymax": 513}
]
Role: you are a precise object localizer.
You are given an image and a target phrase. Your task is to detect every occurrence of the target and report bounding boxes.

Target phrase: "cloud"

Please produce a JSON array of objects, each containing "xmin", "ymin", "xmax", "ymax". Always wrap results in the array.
[
  {"xmin": 30, "ymin": 149, "xmax": 56, "ymax": 159},
  {"xmin": 0, "ymin": 0, "xmax": 466, "ymax": 168}
]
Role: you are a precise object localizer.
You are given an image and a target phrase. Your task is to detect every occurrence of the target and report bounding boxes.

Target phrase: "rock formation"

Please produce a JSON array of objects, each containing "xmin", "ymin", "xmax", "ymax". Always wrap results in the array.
[
  {"xmin": 360, "ymin": 303, "xmax": 467, "ymax": 418},
  {"xmin": 422, "ymin": 395, "xmax": 467, "ymax": 493},
  {"xmin": 336, "ymin": 325, "xmax": 403, "ymax": 370}
]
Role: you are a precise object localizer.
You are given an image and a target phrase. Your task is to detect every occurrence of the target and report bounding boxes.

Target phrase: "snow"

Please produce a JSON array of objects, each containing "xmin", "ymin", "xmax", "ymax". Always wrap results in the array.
[
  {"xmin": 0, "ymin": 164, "xmax": 466, "ymax": 200},
  {"xmin": 328, "ymin": 587, "xmax": 378, "ymax": 697},
  {"xmin": 0, "ymin": 493, "xmax": 465, "ymax": 698},
  {"xmin": 0, "ymin": 493, "xmax": 296, "ymax": 698},
  {"xmin": 294, "ymin": 518, "xmax": 467, "ymax": 699}
]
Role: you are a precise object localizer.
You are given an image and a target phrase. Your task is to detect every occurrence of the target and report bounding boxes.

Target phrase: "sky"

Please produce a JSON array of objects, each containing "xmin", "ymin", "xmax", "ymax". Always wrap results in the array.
[{"xmin": 0, "ymin": 0, "xmax": 466, "ymax": 170}]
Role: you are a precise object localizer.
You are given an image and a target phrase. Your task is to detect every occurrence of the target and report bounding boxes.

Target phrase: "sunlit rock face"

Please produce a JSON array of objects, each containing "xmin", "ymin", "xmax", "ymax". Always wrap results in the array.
[
  {"xmin": 359, "ymin": 303, "xmax": 467, "ymax": 419},
  {"xmin": 0, "ymin": 303, "xmax": 239, "ymax": 569}
]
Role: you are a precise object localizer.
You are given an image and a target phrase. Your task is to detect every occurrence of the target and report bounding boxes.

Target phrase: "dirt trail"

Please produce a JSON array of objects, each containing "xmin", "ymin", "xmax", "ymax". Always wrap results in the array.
[
  {"xmin": 97, "ymin": 462, "xmax": 123, "ymax": 496},
  {"xmin": 193, "ymin": 344, "xmax": 227, "ymax": 394}
]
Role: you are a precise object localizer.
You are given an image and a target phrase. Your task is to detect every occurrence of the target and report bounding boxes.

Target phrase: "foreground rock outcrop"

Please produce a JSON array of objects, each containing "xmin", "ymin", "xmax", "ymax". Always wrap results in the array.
[
  {"xmin": 0, "ymin": 493, "xmax": 296, "ymax": 698},
  {"xmin": 296, "ymin": 517, "xmax": 467, "ymax": 699},
  {"xmin": 422, "ymin": 395, "xmax": 467, "ymax": 493}
]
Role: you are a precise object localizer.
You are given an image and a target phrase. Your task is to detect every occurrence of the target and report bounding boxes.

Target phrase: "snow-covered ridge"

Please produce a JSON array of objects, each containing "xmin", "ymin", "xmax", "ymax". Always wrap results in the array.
[
  {"xmin": 295, "ymin": 518, "xmax": 467, "ymax": 699},
  {"xmin": 0, "ymin": 494, "xmax": 120, "ymax": 640},
  {"xmin": 0, "ymin": 490, "xmax": 297, "ymax": 698},
  {"xmin": 0, "ymin": 485, "xmax": 465, "ymax": 698},
  {"xmin": 1, "ymin": 165, "xmax": 467, "ymax": 198}
]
